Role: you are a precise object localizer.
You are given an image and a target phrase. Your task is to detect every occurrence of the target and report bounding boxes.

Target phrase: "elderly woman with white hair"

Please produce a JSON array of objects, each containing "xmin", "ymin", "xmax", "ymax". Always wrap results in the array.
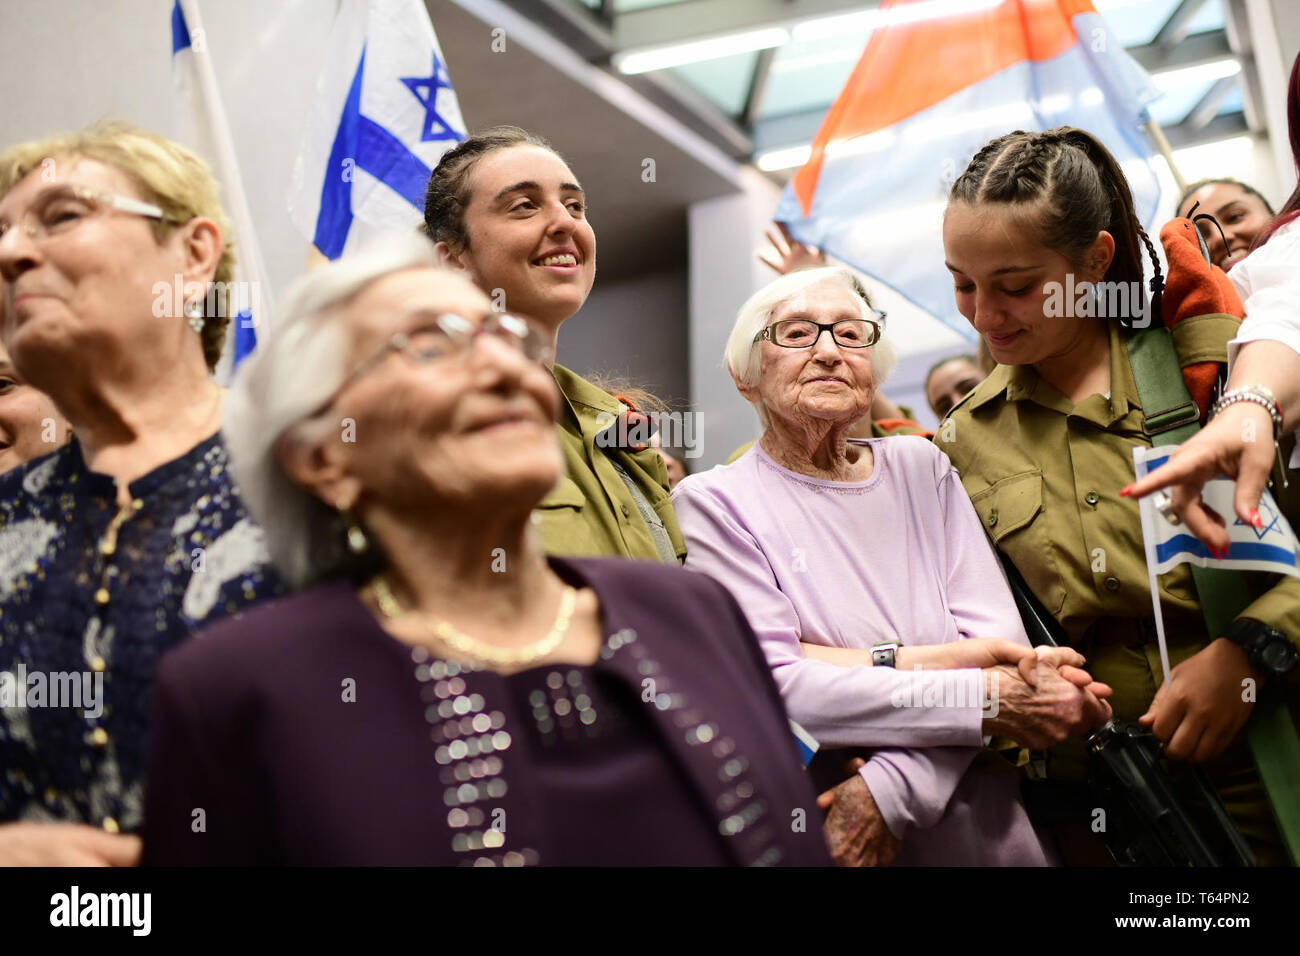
[
  {"xmin": 672, "ymin": 266, "xmax": 1115, "ymax": 866},
  {"xmin": 140, "ymin": 234, "xmax": 830, "ymax": 867}
]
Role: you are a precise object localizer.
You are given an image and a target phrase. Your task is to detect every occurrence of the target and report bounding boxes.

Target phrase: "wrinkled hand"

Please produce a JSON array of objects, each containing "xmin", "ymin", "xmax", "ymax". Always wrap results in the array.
[
  {"xmin": 817, "ymin": 761, "xmax": 902, "ymax": 866},
  {"xmin": 983, "ymin": 660, "xmax": 1113, "ymax": 748},
  {"xmin": 0, "ymin": 821, "xmax": 141, "ymax": 866},
  {"xmin": 915, "ymin": 638, "xmax": 1092, "ymax": 688},
  {"xmin": 1033, "ymin": 645, "xmax": 1108, "ymax": 695},
  {"xmin": 1139, "ymin": 638, "xmax": 1257, "ymax": 762},
  {"xmin": 758, "ymin": 222, "xmax": 826, "ymax": 275},
  {"xmin": 1121, "ymin": 402, "xmax": 1274, "ymax": 554}
]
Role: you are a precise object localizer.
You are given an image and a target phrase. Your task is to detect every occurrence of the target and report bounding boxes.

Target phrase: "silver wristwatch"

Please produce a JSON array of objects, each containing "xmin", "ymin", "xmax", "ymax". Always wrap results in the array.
[{"xmin": 871, "ymin": 642, "xmax": 900, "ymax": 668}]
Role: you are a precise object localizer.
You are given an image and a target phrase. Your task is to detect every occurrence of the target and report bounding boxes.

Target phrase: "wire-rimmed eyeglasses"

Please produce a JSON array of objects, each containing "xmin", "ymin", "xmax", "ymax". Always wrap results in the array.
[
  {"xmin": 337, "ymin": 311, "xmax": 553, "ymax": 395},
  {"xmin": 754, "ymin": 315, "xmax": 886, "ymax": 349},
  {"xmin": 0, "ymin": 184, "xmax": 182, "ymax": 243}
]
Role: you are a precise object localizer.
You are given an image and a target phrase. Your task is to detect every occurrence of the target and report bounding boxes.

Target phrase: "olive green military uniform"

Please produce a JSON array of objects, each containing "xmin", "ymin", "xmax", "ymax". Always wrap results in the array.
[
  {"xmin": 534, "ymin": 364, "xmax": 684, "ymax": 563},
  {"xmin": 938, "ymin": 320, "xmax": 1299, "ymax": 865}
]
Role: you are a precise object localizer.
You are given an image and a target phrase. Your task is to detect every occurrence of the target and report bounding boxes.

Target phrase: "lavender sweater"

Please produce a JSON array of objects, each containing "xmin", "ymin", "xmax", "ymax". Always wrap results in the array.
[{"xmin": 673, "ymin": 437, "xmax": 1051, "ymax": 865}]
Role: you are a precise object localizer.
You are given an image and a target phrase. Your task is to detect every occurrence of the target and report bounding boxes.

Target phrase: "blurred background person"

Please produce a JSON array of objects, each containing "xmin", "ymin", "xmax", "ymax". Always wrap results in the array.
[
  {"xmin": 0, "ymin": 122, "xmax": 282, "ymax": 865},
  {"xmin": 924, "ymin": 353, "xmax": 984, "ymax": 421},
  {"xmin": 424, "ymin": 127, "xmax": 680, "ymax": 564},
  {"xmin": 0, "ymin": 337, "xmax": 69, "ymax": 474},
  {"xmin": 654, "ymin": 443, "xmax": 687, "ymax": 488},
  {"xmin": 1177, "ymin": 177, "xmax": 1275, "ymax": 272},
  {"xmin": 144, "ymin": 235, "xmax": 829, "ymax": 867},
  {"xmin": 673, "ymin": 266, "xmax": 1112, "ymax": 866}
]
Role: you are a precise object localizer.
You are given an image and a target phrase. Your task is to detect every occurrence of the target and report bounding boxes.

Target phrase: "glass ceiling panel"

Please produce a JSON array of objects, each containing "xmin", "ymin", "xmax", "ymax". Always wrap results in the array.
[
  {"xmin": 1216, "ymin": 82, "xmax": 1243, "ymax": 116},
  {"xmin": 1184, "ymin": 0, "xmax": 1226, "ymax": 35},
  {"xmin": 668, "ymin": 50, "xmax": 759, "ymax": 117},
  {"xmin": 1095, "ymin": 0, "xmax": 1183, "ymax": 47},
  {"xmin": 613, "ymin": 0, "xmax": 697, "ymax": 13},
  {"xmin": 759, "ymin": 29, "xmax": 871, "ymax": 119},
  {"xmin": 1147, "ymin": 78, "xmax": 1216, "ymax": 125}
]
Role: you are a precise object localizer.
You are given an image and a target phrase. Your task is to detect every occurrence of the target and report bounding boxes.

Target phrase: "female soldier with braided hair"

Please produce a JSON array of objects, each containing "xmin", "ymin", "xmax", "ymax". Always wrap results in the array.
[{"xmin": 937, "ymin": 126, "xmax": 1298, "ymax": 865}]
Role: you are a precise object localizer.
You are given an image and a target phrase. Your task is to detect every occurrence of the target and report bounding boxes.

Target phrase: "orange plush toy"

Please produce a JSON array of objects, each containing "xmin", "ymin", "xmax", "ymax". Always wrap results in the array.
[{"xmin": 1158, "ymin": 216, "xmax": 1246, "ymax": 423}]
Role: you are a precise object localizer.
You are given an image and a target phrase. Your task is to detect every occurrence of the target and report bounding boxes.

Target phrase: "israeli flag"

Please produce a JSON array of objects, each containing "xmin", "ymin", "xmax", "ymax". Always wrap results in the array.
[
  {"xmin": 289, "ymin": 0, "xmax": 467, "ymax": 260},
  {"xmin": 171, "ymin": 0, "xmax": 274, "ymax": 376},
  {"xmin": 791, "ymin": 719, "xmax": 820, "ymax": 767},
  {"xmin": 1133, "ymin": 444, "xmax": 1300, "ymax": 578}
]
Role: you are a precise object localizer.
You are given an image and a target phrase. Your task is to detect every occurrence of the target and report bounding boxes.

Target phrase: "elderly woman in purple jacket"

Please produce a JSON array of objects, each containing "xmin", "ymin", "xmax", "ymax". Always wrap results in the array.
[
  {"xmin": 141, "ymin": 235, "xmax": 828, "ymax": 867},
  {"xmin": 673, "ymin": 266, "xmax": 1115, "ymax": 866}
]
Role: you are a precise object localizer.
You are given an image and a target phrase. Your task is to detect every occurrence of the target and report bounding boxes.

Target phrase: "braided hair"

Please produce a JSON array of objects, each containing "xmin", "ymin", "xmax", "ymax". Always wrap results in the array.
[
  {"xmin": 949, "ymin": 127, "xmax": 1162, "ymax": 326},
  {"xmin": 422, "ymin": 126, "xmax": 557, "ymax": 251}
]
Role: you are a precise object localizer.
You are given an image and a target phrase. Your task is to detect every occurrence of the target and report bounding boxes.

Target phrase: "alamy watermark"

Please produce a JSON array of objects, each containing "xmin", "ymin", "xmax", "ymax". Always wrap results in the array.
[
  {"xmin": 0, "ymin": 664, "xmax": 103, "ymax": 718},
  {"xmin": 594, "ymin": 410, "xmax": 703, "ymax": 459},
  {"xmin": 890, "ymin": 667, "xmax": 999, "ymax": 718},
  {"xmin": 1043, "ymin": 274, "xmax": 1151, "ymax": 328},
  {"xmin": 152, "ymin": 273, "xmax": 261, "ymax": 326}
]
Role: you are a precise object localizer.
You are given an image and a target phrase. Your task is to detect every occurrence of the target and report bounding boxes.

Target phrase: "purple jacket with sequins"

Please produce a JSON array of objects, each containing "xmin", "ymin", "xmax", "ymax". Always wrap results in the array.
[{"xmin": 141, "ymin": 556, "xmax": 832, "ymax": 866}]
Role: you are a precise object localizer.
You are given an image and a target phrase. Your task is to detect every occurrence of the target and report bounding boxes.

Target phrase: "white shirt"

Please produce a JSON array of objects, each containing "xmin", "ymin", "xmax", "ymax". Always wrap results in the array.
[
  {"xmin": 1227, "ymin": 214, "xmax": 1300, "ymax": 369},
  {"xmin": 1227, "ymin": 214, "xmax": 1300, "ymax": 463}
]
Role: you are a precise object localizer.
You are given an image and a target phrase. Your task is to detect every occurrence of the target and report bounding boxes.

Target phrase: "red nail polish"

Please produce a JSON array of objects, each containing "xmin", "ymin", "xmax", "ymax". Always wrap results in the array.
[
  {"xmin": 1119, "ymin": 485, "xmax": 1134, "ymax": 498},
  {"xmin": 1250, "ymin": 509, "xmax": 1264, "ymax": 531}
]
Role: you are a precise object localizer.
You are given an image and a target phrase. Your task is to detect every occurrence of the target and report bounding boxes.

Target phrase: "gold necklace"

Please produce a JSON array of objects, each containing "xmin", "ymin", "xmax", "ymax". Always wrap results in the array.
[{"xmin": 370, "ymin": 575, "xmax": 577, "ymax": 667}]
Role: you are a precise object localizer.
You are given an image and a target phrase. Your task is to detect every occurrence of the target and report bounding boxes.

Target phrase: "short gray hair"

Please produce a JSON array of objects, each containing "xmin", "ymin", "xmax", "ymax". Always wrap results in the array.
[
  {"xmin": 223, "ymin": 232, "xmax": 441, "ymax": 589},
  {"xmin": 723, "ymin": 266, "xmax": 897, "ymax": 427}
]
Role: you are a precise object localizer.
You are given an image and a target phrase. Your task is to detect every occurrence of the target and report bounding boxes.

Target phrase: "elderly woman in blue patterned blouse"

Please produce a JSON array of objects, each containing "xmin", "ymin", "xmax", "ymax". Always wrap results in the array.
[{"xmin": 0, "ymin": 122, "xmax": 282, "ymax": 864}]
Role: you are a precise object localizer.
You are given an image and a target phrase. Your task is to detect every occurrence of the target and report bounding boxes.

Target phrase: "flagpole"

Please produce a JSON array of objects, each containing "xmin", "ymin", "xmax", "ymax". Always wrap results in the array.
[
  {"xmin": 1145, "ymin": 117, "xmax": 1187, "ymax": 195},
  {"xmin": 1133, "ymin": 447, "xmax": 1175, "ymax": 684},
  {"xmin": 177, "ymin": 0, "xmax": 277, "ymax": 328}
]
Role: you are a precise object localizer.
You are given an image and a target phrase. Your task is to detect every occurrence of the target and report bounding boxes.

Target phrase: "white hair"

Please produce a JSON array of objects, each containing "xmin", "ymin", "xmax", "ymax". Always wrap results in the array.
[
  {"xmin": 723, "ymin": 266, "xmax": 898, "ymax": 428},
  {"xmin": 222, "ymin": 232, "xmax": 442, "ymax": 589}
]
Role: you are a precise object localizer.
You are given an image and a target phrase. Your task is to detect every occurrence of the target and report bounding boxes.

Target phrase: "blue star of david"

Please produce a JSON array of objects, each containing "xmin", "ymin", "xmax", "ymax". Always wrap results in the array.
[
  {"xmin": 400, "ymin": 53, "xmax": 463, "ymax": 143},
  {"xmin": 1234, "ymin": 496, "xmax": 1280, "ymax": 540}
]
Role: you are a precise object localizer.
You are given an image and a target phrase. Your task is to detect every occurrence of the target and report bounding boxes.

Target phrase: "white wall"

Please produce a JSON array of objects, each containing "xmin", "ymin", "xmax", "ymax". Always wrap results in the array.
[
  {"xmin": 687, "ymin": 167, "xmax": 781, "ymax": 468},
  {"xmin": 557, "ymin": 267, "xmax": 691, "ymax": 412},
  {"xmin": 1246, "ymin": 0, "xmax": 1300, "ymax": 196},
  {"xmin": 0, "ymin": 0, "xmax": 336, "ymax": 299}
]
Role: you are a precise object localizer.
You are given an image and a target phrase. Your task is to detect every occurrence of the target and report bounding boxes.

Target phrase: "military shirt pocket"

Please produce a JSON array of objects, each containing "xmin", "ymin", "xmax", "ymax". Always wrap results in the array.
[
  {"xmin": 533, "ymin": 477, "xmax": 601, "ymax": 556},
  {"xmin": 538, "ymin": 476, "xmax": 587, "ymax": 511},
  {"xmin": 968, "ymin": 470, "xmax": 1068, "ymax": 617},
  {"xmin": 970, "ymin": 471, "xmax": 1043, "ymax": 541}
]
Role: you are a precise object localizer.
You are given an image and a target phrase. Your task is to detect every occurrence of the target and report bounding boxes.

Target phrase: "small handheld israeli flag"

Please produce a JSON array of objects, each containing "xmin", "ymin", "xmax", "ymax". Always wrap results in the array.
[
  {"xmin": 1133, "ymin": 443, "xmax": 1300, "ymax": 684},
  {"xmin": 289, "ymin": 0, "xmax": 467, "ymax": 260},
  {"xmin": 1133, "ymin": 445, "xmax": 1300, "ymax": 578}
]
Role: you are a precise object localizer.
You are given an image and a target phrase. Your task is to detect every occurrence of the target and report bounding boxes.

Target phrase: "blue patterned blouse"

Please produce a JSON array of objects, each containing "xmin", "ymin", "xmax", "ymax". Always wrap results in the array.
[{"xmin": 0, "ymin": 433, "xmax": 284, "ymax": 831}]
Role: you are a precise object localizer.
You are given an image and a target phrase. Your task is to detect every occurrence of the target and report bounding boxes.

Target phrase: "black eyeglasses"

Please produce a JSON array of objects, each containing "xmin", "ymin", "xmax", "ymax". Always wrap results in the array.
[{"xmin": 754, "ymin": 315, "xmax": 886, "ymax": 349}]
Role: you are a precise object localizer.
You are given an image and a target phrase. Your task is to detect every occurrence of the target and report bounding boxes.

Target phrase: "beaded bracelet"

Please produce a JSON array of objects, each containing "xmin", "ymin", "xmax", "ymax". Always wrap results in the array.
[{"xmin": 1212, "ymin": 385, "xmax": 1284, "ymax": 439}]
